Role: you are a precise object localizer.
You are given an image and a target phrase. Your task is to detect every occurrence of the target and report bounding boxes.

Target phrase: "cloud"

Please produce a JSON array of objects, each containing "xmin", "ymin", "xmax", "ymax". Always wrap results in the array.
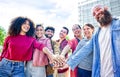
[{"xmin": 0, "ymin": 0, "xmax": 79, "ymax": 39}]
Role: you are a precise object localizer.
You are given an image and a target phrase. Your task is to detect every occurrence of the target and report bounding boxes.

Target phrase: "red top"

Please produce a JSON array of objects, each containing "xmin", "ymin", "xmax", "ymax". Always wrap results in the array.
[
  {"xmin": 1, "ymin": 35, "xmax": 45, "ymax": 61},
  {"xmin": 68, "ymin": 38, "xmax": 79, "ymax": 77},
  {"xmin": 68, "ymin": 38, "xmax": 79, "ymax": 52}
]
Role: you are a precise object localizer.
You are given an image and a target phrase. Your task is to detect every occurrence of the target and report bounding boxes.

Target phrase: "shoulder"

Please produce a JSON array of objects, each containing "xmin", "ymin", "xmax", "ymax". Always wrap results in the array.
[
  {"xmin": 27, "ymin": 36, "xmax": 35, "ymax": 40},
  {"xmin": 4, "ymin": 35, "xmax": 18, "ymax": 41},
  {"xmin": 112, "ymin": 18, "xmax": 120, "ymax": 27},
  {"xmin": 79, "ymin": 39, "xmax": 87, "ymax": 44},
  {"xmin": 41, "ymin": 37, "xmax": 50, "ymax": 41},
  {"xmin": 70, "ymin": 38, "xmax": 77, "ymax": 41},
  {"xmin": 114, "ymin": 18, "xmax": 120, "ymax": 23},
  {"xmin": 3, "ymin": 35, "xmax": 11, "ymax": 42},
  {"xmin": 44, "ymin": 38, "xmax": 50, "ymax": 43},
  {"xmin": 51, "ymin": 40, "xmax": 56, "ymax": 44},
  {"xmin": 25, "ymin": 36, "xmax": 36, "ymax": 43},
  {"xmin": 81, "ymin": 38, "xmax": 89, "ymax": 41},
  {"xmin": 68, "ymin": 38, "xmax": 78, "ymax": 44},
  {"xmin": 63, "ymin": 39, "xmax": 68, "ymax": 44},
  {"xmin": 5, "ymin": 35, "xmax": 11, "ymax": 39}
]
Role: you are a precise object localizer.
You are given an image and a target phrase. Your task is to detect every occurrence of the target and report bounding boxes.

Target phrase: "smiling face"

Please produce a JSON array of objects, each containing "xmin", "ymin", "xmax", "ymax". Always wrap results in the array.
[
  {"xmin": 45, "ymin": 29, "xmax": 54, "ymax": 39},
  {"xmin": 20, "ymin": 20, "xmax": 30, "ymax": 35},
  {"xmin": 72, "ymin": 24, "xmax": 82, "ymax": 38},
  {"xmin": 83, "ymin": 25, "xmax": 94, "ymax": 39},
  {"xmin": 92, "ymin": 5, "xmax": 112, "ymax": 27},
  {"xmin": 93, "ymin": 6, "xmax": 104, "ymax": 21},
  {"xmin": 35, "ymin": 26, "xmax": 44, "ymax": 38},
  {"xmin": 59, "ymin": 28, "xmax": 68, "ymax": 39}
]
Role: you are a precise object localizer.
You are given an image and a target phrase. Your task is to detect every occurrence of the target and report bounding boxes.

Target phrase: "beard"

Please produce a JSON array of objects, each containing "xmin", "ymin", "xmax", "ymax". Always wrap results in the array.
[
  {"xmin": 45, "ymin": 34, "xmax": 52, "ymax": 39},
  {"xmin": 97, "ymin": 10, "xmax": 112, "ymax": 27}
]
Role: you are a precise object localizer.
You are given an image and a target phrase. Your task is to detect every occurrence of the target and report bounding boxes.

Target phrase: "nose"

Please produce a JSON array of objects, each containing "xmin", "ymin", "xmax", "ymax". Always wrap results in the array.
[{"xmin": 95, "ymin": 12, "xmax": 100, "ymax": 16}]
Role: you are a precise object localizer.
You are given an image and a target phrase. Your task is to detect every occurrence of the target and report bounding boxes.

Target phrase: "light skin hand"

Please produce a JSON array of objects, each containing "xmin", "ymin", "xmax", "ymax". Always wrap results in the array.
[
  {"xmin": 53, "ymin": 62, "xmax": 69, "ymax": 70},
  {"xmin": 52, "ymin": 55, "xmax": 66, "ymax": 68},
  {"xmin": 42, "ymin": 47, "xmax": 57, "ymax": 64},
  {"xmin": 61, "ymin": 63, "xmax": 69, "ymax": 69},
  {"xmin": 61, "ymin": 45, "xmax": 71, "ymax": 56}
]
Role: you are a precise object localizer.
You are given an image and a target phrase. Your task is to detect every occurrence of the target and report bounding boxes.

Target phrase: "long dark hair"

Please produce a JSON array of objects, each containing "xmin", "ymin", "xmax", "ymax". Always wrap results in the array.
[{"xmin": 8, "ymin": 16, "xmax": 35, "ymax": 36}]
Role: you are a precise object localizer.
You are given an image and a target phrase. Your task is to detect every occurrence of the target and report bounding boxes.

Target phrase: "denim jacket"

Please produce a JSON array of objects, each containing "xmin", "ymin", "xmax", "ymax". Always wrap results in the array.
[
  {"xmin": 68, "ymin": 38, "xmax": 93, "ymax": 71},
  {"xmin": 67, "ymin": 18, "xmax": 120, "ymax": 77}
]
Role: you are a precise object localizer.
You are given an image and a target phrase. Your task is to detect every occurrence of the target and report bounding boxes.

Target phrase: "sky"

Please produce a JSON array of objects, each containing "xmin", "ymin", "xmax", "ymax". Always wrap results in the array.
[{"xmin": 0, "ymin": 0, "xmax": 81, "ymax": 40}]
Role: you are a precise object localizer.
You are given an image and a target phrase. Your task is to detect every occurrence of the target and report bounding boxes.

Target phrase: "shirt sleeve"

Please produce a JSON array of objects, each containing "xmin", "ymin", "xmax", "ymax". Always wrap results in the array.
[
  {"xmin": 68, "ymin": 40, "xmax": 73, "ymax": 48},
  {"xmin": 74, "ymin": 39, "xmax": 86, "ymax": 53},
  {"xmin": 33, "ymin": 39, "xmax": 45, "ymax": 51},
  {"xmin": 68, "ymin": 38, "xmax": 78, "ymax": 51},
  {"xmin": 67, "ymin": 38, "xmax": 93, "ymax": 70},
  {"xmin": 0, "ymin": 36, "xmax": 10, "ymax": 58},
  {"xmin": 45, "ymin": 39, "xmax": 53, "ymax": 52}
]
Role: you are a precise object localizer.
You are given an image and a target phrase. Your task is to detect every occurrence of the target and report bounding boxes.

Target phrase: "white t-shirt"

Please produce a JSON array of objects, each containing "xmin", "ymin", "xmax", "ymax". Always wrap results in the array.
[{"xmin": 98, "ymin": 25, "xmax": 114, "ymax": 77}]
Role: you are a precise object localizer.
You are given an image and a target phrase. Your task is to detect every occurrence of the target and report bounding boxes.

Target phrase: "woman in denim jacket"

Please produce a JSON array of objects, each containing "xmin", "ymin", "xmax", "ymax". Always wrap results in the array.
[{"xmin": 72, "ymin": 23, "xmax": 94, "ymax": 77}]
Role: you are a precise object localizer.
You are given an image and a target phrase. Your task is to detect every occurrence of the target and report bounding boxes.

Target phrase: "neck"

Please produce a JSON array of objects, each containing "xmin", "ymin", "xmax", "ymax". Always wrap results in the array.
[
  {"xmin": 48, "ymin": 37, "xmax": 52, "ymax": 39},
  {"xmin": 37, "ymin": 35, "xmax": 44, "ymax": 39},
  {"xmin": 77, "ymin": 35, "xmax": 82, "ymax": 40},
  {"xmin": 87, "ymin": 36, "xmax": 91, "ymax": 40},
  {"xmin": 60, "ymin": 38, "xmax": 65, "ymax": 41},
  {"xmin": 20, "ymin": 32, "xmax": 26, "ymax": 35},
  {"xmin": 100, "ymin": 23, "xmax": 110, "ymax": 28},
  {"xmin": 58, "ymin": 38, "xmax": 65, "ymax": 43}
]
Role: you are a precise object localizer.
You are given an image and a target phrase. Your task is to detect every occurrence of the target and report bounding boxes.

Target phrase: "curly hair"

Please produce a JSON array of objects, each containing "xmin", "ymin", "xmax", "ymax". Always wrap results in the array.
[{"xmin": 8, "ymin": 16, "xmax": 35, "ymax": 36}]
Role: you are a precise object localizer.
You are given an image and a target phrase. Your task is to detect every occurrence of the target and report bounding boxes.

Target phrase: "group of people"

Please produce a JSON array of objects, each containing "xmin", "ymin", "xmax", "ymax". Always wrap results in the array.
[{"xmin": 0, "ymin": 4, "xmax": 120, "ymax": 77}]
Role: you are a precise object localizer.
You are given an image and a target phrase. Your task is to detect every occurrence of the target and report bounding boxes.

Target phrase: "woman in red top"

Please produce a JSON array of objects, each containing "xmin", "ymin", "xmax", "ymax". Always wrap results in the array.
[
  {"xmin": 0, "ymin": 16, "xmax": 56, "ymax": 77},
  {"xmin": 61, "ymin": 24, "xmax": 82, "ymax": 77}
]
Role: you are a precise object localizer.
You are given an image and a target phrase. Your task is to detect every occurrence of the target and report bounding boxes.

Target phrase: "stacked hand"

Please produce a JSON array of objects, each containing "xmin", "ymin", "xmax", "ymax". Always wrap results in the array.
[
  {"xmin": 48, "ymin": 54, "xmax": 69, "ymax": 70},
  {"xmin": 52, "ymin": 55, "xmax": 69, "ymax": 70},
  {"xmin": 52, "ymin": 55, "xmax": 64, "ymax": 67}
]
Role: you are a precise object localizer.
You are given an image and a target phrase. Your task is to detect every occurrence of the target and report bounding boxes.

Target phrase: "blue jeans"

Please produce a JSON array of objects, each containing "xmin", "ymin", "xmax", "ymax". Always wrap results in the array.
[
  {"xmin": 47, "ymin": 74, "xmax": 53, "ymax": 77},
  {"xmin": 77, "ymin": 67, "xmax": 92, "ymax": 77},
  {"xmin": 25, "ymin": 61, "xmax": 46, "ymax": 77},
  {"xmin": 0, "ymin": 58, "xmax": 25, "ymax": 77}
]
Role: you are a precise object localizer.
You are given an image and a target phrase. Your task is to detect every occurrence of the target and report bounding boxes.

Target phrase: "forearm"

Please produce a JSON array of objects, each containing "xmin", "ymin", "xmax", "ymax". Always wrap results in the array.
[
  {"xmin": 43, "ymin": 47, "xmax": 66, "ymax": 67},
  {"xmin": 61, "ymin": 45, "xmax": 70, "ymax": 56},
  {"xmin": 67, "ymin": 40, "xmax": 93, "ymax": 70},
  {"xmin": 43, "ymin": 47, "xmax": 54, "ymax": 60}
]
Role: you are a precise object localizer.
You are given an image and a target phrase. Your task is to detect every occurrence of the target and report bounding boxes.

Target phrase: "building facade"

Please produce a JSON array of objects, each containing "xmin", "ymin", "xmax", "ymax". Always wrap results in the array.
[{"xmin": 78, "ymin": 0, "xmax": 120, "ymax": 27}]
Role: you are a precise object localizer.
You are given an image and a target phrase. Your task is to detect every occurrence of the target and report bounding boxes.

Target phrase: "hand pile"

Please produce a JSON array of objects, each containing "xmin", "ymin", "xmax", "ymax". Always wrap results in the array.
[{"xmin": 50, "ymin": 55, "xmax": 69, "ymax": 70}]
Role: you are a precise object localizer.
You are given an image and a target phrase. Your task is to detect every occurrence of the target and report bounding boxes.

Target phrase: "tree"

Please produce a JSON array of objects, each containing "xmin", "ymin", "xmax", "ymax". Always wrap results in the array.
[{"xmin": 0, "ymin": 26, "xmax": 6, "ymax": 52}]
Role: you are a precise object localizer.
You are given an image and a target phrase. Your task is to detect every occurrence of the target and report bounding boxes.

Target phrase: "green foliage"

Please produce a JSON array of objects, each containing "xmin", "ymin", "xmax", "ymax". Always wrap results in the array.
[
  {"xmin": 0, "ymin": 26, "xmax": 6, "ymax": 46},
  {"xmin": 0, "ymin": 26, "xmax": 6, "ymax": 52},
  {"xmin": 0, "ymin": 46, "xmax": 2, "ymax": 52},
  {"xmin": 66, "ymin": 35, "xmax": 70, "ymax": 41}
]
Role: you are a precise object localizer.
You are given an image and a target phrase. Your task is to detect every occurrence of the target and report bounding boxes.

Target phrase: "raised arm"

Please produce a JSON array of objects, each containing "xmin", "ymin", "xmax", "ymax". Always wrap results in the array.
[
  {"xmin": 60, "ymin": 44, "xmax": 71, "ymax": 56},
  {"xmin": 67, "ymin": 38, "xmax": 94, "ymax": 70}
]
